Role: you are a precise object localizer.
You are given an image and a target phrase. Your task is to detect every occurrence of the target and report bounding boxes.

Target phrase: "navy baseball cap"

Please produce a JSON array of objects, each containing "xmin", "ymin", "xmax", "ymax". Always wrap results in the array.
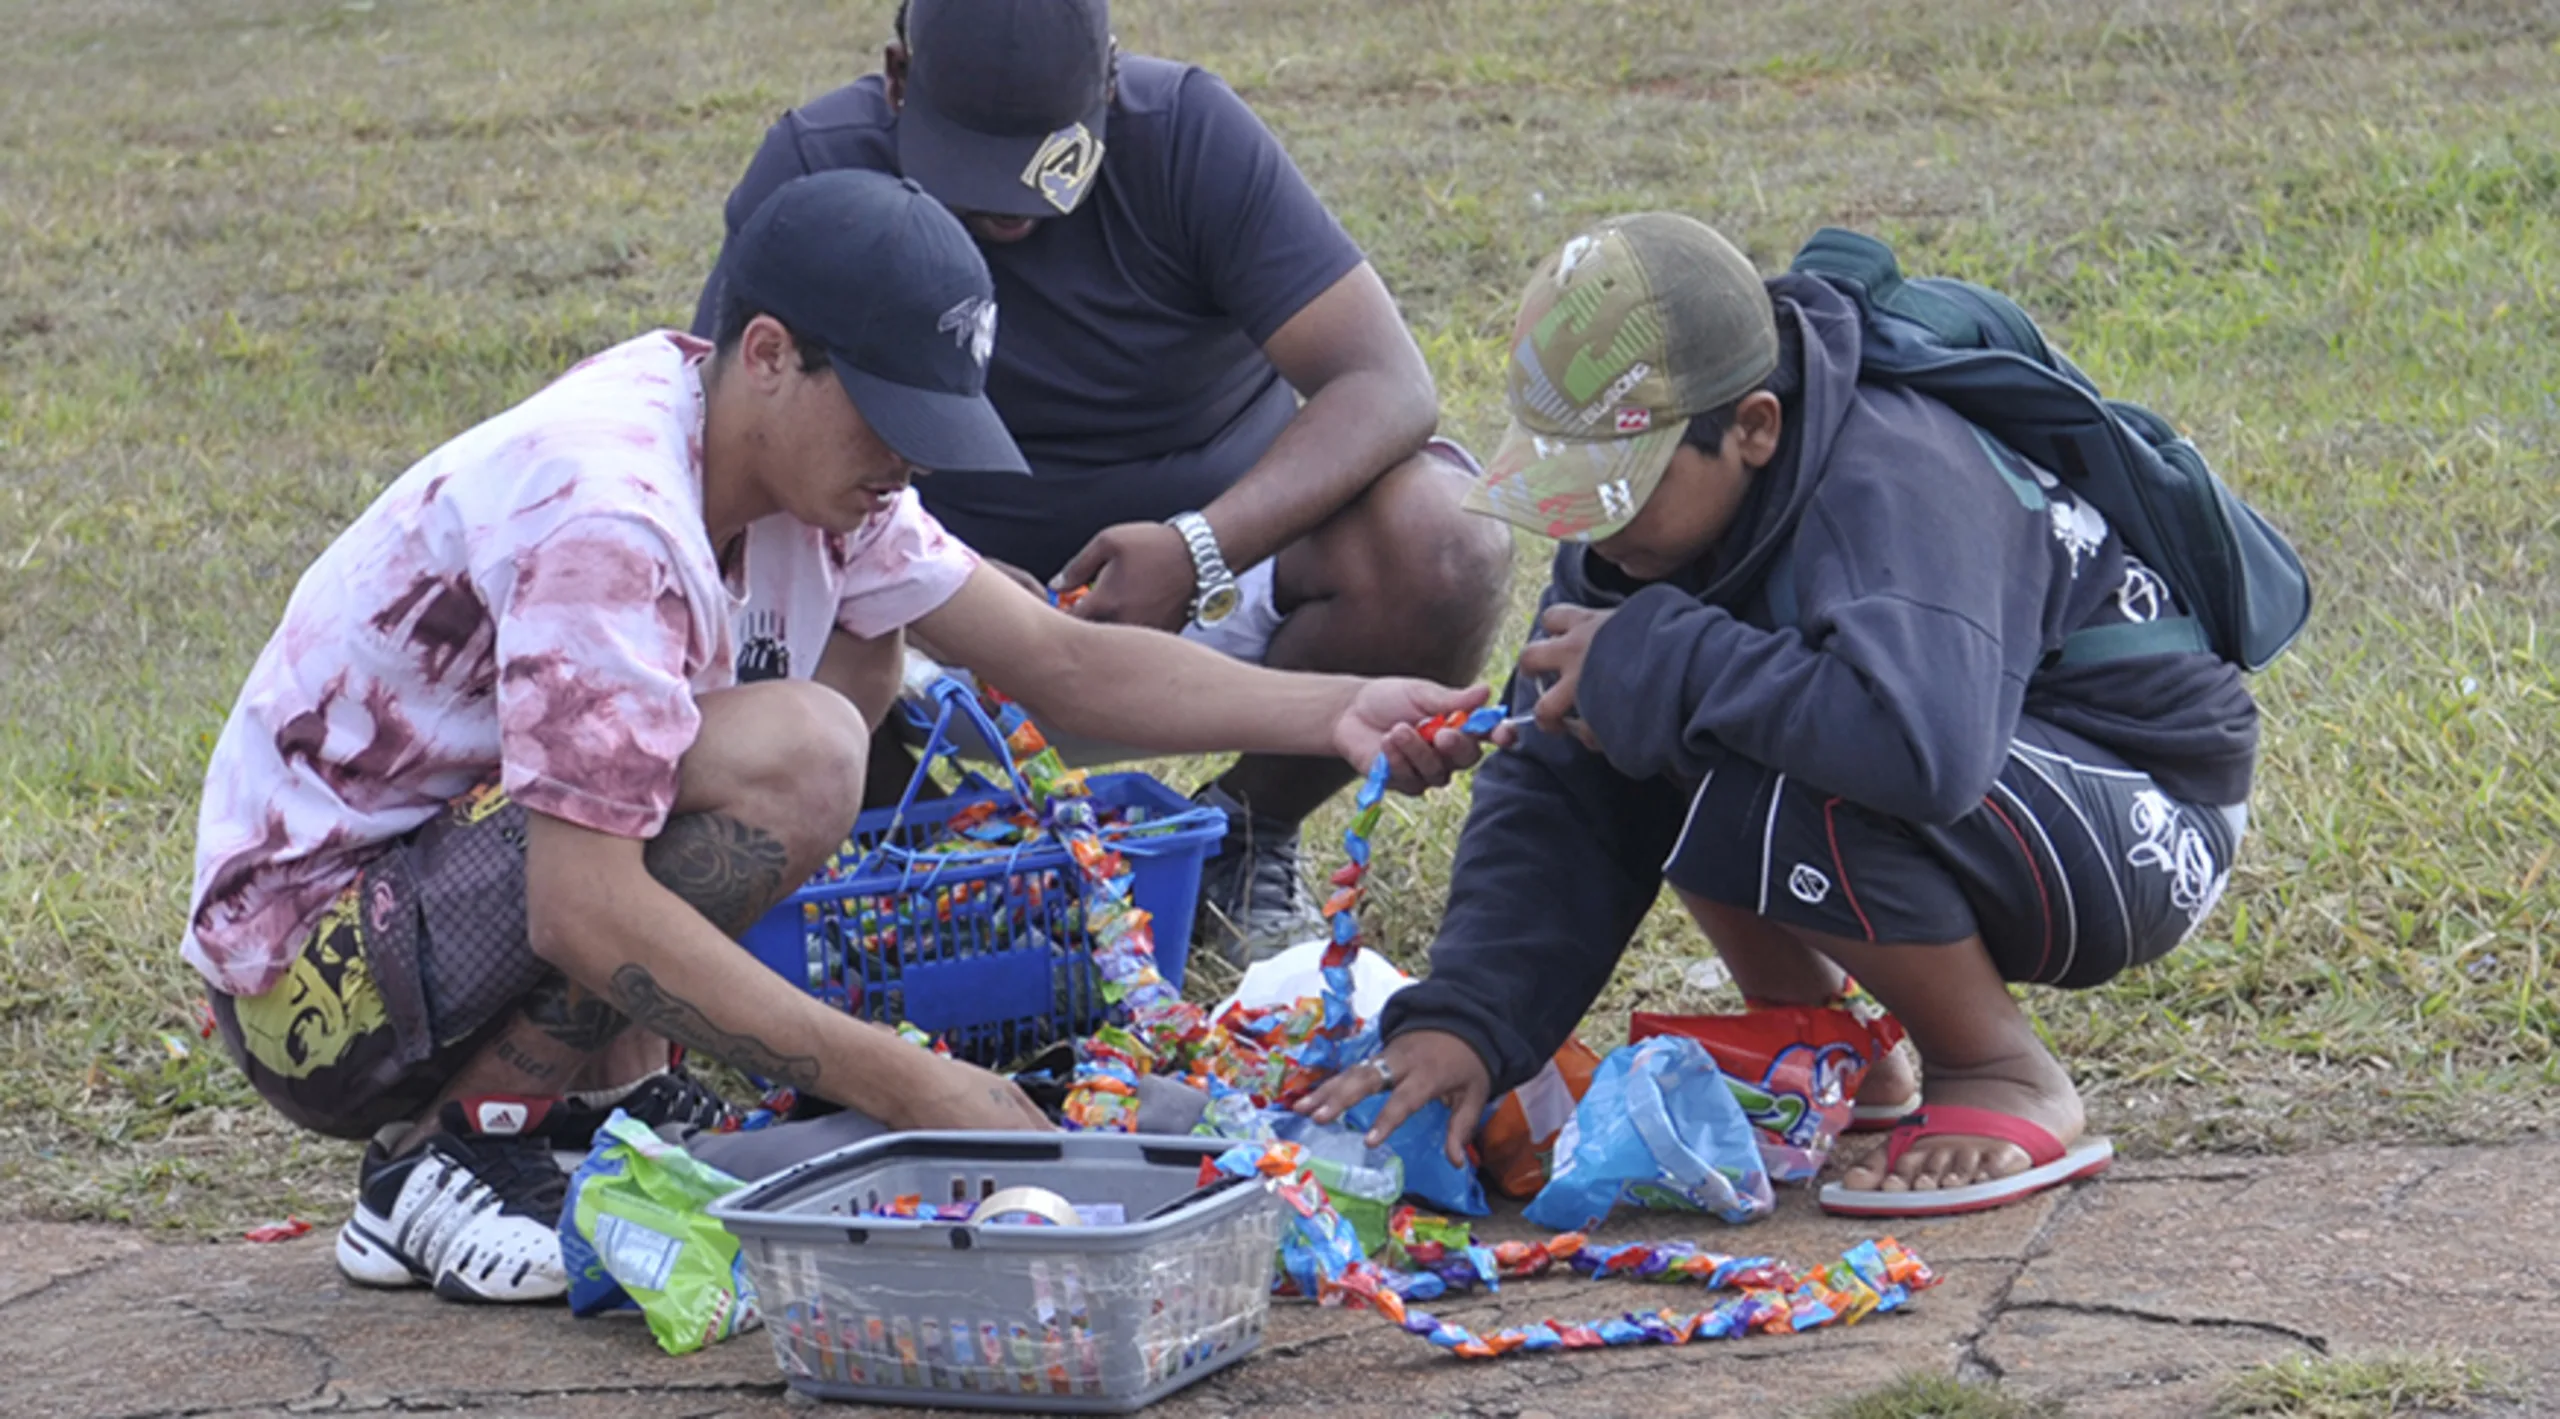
[
  {"xmin": 899, "ymin": 0, "xmax": 1112, "ymax": 219},
  {"xmin": 725, "ymin": 170, "xmax": 1028, "ymax": 475}
]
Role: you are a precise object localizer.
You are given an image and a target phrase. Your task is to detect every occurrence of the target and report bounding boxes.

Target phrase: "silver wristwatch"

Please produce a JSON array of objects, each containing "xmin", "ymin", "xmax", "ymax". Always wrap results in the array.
[{"xmin": 1168, "ymin": 511, "xmax": 1240, "ymax": 628}]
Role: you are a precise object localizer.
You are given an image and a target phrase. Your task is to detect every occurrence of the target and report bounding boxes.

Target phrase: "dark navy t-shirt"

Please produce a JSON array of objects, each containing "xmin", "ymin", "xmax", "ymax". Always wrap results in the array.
[{"xmin": 694, "ymin": 58, "xmax": 1366, "ymax": 579}]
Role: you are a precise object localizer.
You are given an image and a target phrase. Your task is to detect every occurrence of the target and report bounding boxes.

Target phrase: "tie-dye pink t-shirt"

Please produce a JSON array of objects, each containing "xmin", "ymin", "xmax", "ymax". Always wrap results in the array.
[{"xmin": 183, "ymin": 331, "xmax": 978, "ymax": 998}]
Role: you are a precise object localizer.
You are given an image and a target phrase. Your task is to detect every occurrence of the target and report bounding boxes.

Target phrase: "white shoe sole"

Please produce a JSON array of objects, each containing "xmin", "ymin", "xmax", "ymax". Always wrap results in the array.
[{"xmin": 336, "ymin": 1212, "xmax": 424, "ymax": 1288}]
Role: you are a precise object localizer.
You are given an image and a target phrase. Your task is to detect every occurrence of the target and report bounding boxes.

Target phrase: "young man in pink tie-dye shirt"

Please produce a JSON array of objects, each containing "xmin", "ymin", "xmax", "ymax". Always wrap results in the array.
[{"xmin": 186, "ymin": 171, "xmax": 1488, "ymax": 1304}]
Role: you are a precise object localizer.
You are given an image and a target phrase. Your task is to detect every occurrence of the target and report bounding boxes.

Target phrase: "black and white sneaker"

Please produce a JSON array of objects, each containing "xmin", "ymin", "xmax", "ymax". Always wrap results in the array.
[
  {"xmin": 547, "ymin": 1067, "xmax": 743, "ymax": 1168},
  {"xmin": 1192, "ymin": 784, "xmax": 1325, "ymax": 966},
  {"xmin": 335, "ymin": 1096, "xmax": 571, "ymax": 1303},
  {"xmin": 612, "ymin": 1068, "xmax": 742, "ymax": 1136}
]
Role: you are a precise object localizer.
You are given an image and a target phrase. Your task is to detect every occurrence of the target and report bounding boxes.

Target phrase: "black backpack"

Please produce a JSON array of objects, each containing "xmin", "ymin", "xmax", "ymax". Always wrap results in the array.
[{"xmin": 1784, "ymin": 229, "xmax": 2310, "ymax": 672}]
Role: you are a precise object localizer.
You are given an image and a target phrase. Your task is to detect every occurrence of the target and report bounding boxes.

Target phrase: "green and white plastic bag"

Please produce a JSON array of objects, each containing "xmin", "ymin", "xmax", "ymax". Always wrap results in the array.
[{"xmin": 561, "ymin": 1111, "xmax": 760, "ymax": 1354}]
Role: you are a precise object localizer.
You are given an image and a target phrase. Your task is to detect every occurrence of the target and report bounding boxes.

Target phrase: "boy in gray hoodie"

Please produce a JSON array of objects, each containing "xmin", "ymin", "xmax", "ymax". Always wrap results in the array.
[{"xmin": 1306, "ymin": 215, "xmax": 2256, "ymax": 1217}]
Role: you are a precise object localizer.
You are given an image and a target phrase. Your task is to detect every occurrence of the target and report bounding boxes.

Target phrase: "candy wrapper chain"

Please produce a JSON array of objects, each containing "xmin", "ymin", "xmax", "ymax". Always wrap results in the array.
[
  {"xmin": 1208, "ymin": 1141, "xmax": 1940, "ymax": 1359},
  {"xmin": 936, "ymin": 691, "xmax": 1512, "ymax": 1130}
]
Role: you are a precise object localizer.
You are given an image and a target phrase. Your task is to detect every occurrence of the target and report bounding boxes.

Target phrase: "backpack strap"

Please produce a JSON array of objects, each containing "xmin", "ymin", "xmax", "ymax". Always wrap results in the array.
[{"xmin": 1766, "ymin": 527, "xmax": 2213, "ymax": 664}]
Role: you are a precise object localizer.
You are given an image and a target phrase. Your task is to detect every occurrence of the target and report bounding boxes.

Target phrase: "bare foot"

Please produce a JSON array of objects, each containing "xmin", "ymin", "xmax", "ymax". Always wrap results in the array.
[
  {"xmin": 1854, "ymin": 1037, "xmax": 1921, "ymax": 1113},
  {"xmin": 1839, "ymin": 1048, "xmax": 2084, "ymax": 1194}
]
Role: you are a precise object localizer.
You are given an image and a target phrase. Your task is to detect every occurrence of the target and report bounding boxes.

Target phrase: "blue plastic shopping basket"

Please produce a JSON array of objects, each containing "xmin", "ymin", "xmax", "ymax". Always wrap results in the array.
[{"xmin": 738, "ymin": 677, "xmax": 1226, "ymax": 1066}]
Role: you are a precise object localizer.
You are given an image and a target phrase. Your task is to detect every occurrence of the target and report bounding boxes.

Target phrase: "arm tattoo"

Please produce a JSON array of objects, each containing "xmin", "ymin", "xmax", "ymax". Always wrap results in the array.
[
  {"xmin": 522, "ymin": 972, "xmax": 630, "ymax": 1052},
  {"xmin": 644, "ymin": 811, "xmax": 791, "ymax": 937},
  {"xmin": 608, "ymin": 963, "xmax": 821, "ymax": 1089}
]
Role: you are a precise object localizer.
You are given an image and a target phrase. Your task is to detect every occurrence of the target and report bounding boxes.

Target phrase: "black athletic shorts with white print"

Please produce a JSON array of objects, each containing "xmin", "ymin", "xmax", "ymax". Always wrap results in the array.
[{"xmin": 1663, "ymin": 719, "xmax": 2246, "ymax": 988}]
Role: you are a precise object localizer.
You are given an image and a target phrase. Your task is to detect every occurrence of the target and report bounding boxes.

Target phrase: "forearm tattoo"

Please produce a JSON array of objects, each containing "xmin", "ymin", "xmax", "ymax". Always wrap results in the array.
[
  {"xmin": 609, "ymin": 963, "xmax": 821, "ymax": 1089},
  {"xmin": 522, "ymin": 972, "xmax": 630, "ymax": 1052},
  {"xmin": 644, "ymin": 811, "xmax": 791, "ymax": 937}
]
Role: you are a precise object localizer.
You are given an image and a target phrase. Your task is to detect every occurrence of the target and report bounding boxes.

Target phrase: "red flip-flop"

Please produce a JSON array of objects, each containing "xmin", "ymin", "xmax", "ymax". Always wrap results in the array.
[{"xmin": 1818, "ymin": 1104, "xmax": 2112, "ymax": 1217}]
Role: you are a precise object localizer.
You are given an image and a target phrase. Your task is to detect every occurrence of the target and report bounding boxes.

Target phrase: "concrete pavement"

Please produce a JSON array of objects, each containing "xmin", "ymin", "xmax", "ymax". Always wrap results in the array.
[{"xmin": 6, "ymin": 1140, "xmax": 2554, "ymax": 1418}]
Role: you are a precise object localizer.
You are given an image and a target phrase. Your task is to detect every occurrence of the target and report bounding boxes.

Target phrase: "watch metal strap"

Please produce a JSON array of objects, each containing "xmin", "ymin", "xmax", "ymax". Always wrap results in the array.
[{"xmin": 1169, "ymin": 511, "xmax": 1233, "ymax": 617}]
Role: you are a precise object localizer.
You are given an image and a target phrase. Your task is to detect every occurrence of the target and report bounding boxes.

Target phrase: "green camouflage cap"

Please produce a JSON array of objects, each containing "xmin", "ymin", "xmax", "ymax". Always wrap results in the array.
[{"xmin": 1464, "ymin": 214, "xmax": 1779, "ymax": 541}]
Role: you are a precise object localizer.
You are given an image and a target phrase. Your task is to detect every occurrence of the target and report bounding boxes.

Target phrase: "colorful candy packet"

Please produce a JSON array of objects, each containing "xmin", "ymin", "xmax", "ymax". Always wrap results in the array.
[
  {"xmin": 1281, "ymin": 705, "xmax": 1511, "ymax": 1103},
  {"xmin": 1630, "ymin": 985, "xmax": 1908, "ymax": 1182}
]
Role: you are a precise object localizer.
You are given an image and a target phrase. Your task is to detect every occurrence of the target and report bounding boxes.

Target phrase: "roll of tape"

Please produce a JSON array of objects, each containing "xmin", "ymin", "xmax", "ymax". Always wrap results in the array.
[{"xmin": 968, "ymin": 1185, "xmax": 1085, "ymax": 1228}]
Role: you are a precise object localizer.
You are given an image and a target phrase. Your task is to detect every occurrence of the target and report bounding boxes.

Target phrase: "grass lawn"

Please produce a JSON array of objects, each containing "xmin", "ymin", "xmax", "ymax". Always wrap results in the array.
[
  {"xmin": 2214, "ymin": 1349, "xmax": 2520, "ymax": 1418},
  {"xmin": 1, "ymin": 0, "xmax": 2554, "ymax": 1232}
]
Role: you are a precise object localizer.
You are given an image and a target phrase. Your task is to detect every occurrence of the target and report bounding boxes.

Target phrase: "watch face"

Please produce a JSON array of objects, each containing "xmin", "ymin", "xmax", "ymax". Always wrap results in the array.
[{"xmin": 1195, "ymin": 582, "xmax": 1242, "ymax": 626}]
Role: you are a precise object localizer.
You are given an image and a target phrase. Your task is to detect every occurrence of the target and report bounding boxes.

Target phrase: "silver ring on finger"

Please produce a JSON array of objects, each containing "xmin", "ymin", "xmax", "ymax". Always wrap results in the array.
[{"xmin": 1370, "ymin": 1056, "xmax": 1396, "ymax": 1090}]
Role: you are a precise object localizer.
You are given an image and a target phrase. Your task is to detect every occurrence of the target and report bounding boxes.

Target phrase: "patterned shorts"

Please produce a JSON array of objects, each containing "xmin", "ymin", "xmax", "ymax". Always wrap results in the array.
[
  {"xmin": 212, "ymin": 782, "xmax": 553, "ymax": 1139},
  {"xmin": 1663, "ymin": 719, "xmax": 2247, "ymax": 988}
]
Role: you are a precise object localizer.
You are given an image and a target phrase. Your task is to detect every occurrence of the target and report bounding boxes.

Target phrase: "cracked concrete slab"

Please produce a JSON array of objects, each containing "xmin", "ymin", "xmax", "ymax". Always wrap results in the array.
[
  {"xmin": 1982, "ymin": 1304, "xmax": 2299, "ymax": 1418},
  {"xmin": 0, "ymin": 1231, "xmax": 791, "ymax": 1419},
  {"xmin": 0, "ymin": 1224, "xmax": 154, "ymax": 1311},
  {"xmin": 6, "ymin": 1236, "xmax": 351, "ymax": 1419},
  {"xmin": 11, "ymin": 1147, "xmax": 2547, "ymax": 1418},
  {"xmin": 2, "ymin": 1192, "xmax": 2042, "ymax": 1419},
  {"xmin": 1980, "ymin": 1141, "xmax": 2560, "ymax": 1415}
]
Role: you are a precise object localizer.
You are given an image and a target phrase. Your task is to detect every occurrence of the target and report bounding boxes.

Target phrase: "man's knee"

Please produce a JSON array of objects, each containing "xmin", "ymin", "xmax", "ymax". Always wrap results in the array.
[
  {"xmin": 752, "ymin": 685, "xmax": 871, "ymax": 841},
  {"xmin": 1329, "ymin": 450, "xmax": 1514, "ymax": 627},
  {"xmin": 1385, "ymin": 449, "xmax": 1514, "ymax": 612},
  {"xmin": 683, "ymin": 681, "xmax": 870, "ymax": 853}
]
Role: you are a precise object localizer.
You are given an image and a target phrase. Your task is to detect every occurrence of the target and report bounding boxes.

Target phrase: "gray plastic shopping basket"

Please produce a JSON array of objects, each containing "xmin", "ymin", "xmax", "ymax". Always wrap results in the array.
[{"xmin": 708, "ymin": 1131, "xmax": 1283, "ymax": 1412}]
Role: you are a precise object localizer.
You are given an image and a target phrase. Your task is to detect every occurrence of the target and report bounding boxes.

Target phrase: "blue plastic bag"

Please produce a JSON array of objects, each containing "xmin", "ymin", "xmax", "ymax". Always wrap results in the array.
[
  {"xmin": 1522, "ymin": 1035, "xmax": 1774, "ymax": 1232},
  {"xmin": 1344, "ymin": 1092, "xmax": 1489, "ymax": 1217}
]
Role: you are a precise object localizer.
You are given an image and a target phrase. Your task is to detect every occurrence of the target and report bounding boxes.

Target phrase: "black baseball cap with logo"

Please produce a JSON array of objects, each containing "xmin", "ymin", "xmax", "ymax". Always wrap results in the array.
[
  {"xmin": 898, "ymin": 0, "xmax": 1113, "ymax": 219},
  {"xmin": 724, "ymin": 170, "xmax": 1029, "ymax": 476}
]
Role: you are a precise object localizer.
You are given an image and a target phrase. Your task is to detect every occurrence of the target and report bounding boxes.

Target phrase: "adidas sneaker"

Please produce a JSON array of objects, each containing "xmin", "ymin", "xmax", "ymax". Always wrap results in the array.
[
  {"xmin": 334, "ymin": 1096, "xmax": 571, "ymax": 1303},
  {"xmin": 544, "ymin": 1067, "xmax": 746, "ymax": 1170},
  {"xmin": 589, "ymin": 1067, "xmax": 742, "ymax": 1138}
]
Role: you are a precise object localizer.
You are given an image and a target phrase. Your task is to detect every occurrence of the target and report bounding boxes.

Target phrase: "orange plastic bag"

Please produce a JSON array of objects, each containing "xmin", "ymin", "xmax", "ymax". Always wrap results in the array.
[{"xmin": 1476, "ymin": 1037, "xmax": 1603, "ymax": 1199}]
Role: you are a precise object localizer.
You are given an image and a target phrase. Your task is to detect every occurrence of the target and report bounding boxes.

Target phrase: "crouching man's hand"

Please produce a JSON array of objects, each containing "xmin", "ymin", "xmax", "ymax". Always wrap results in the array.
[
  {"xmin": 1514, "ymin": 603, "xmax": 1611, "ymax": 752},
  {"xmin": 1053, "ymin": 523, "xmax": 1195, "ymax": 632},
  {"xmin": 884, "ymin": 1050, "xmax": 1056, "ymax": 1133},
  {"xmin": 1295, "ymin": 1029, "xmax": 1492, "ymax": 1167},
  {"xmin": 1333, "ymin": 680, "xmax": 1492, "ymax": 793}
]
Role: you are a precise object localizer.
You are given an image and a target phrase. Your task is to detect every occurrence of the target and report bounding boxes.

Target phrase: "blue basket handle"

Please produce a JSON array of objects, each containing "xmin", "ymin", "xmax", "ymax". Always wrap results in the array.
[
  {"xmin": 857, "ymin": 673, "xmax": 1226, "ymax": 895},
  {"xmin": 860, "ymin": 676, "xmax": 1044, "ymax": 876}
]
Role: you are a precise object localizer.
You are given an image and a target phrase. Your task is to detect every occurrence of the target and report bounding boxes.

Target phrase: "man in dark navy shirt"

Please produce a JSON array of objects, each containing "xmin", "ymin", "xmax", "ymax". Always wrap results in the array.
[{"xmin": 695, "ymin": 0, "xmax": 1514, "ymax": 961}]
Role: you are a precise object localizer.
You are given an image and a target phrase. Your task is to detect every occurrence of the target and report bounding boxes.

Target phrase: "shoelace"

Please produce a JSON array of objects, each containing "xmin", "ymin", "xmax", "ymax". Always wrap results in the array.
[
  {"xmin": 626, "ymin": 1073, "xmax": 739, "ymax": 1132},
  {"xmin": 452, "ymin": 1130, "xmax": 569, "ymax": 1221}
]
